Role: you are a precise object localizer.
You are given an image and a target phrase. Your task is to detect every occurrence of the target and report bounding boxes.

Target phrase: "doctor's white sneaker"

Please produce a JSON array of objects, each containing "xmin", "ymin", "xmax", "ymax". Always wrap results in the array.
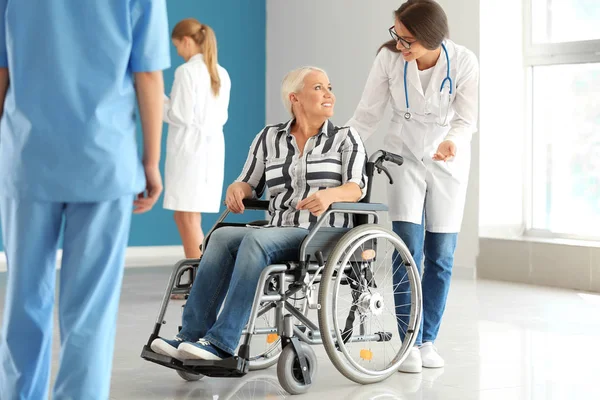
[
  {"xmin": 420, "ymin": 342, "xmax": 445, "ymax": 368},
  {"xmin": 398, "ymin": 347, "xmax": 422, "ymax": 373}
]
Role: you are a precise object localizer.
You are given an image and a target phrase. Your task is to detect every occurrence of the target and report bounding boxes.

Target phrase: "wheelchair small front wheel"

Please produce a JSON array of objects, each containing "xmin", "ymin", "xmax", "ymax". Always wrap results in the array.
[
  {"xmin": 176, "ymin": 370, "xmax": 204, "ymax": 382},
  {"xmin": 276, "ymin": 342, "xmax": 317, "ymax": 395}
]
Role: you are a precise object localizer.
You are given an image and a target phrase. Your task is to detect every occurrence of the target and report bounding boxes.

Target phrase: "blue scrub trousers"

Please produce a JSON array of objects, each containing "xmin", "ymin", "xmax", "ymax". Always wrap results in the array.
[{"xmin": 0, "ymin": 195, "xmax": 133, "ymax": 400}]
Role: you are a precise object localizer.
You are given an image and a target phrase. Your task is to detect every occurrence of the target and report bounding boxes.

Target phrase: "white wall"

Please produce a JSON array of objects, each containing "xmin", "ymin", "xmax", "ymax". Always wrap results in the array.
[
  {"xmin": 479, "ymin": 0, "xmax": 525, "ymax": 233},
  {"xmin": 266, "ymin": 0, "xmax": 480, "ymax": 271}
]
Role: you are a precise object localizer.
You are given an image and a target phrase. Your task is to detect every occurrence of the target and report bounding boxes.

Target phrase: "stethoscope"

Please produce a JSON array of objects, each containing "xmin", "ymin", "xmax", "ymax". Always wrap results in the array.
[{"xmin": 403, "ymin": 42, "xmax": 453, "ymax": 126}]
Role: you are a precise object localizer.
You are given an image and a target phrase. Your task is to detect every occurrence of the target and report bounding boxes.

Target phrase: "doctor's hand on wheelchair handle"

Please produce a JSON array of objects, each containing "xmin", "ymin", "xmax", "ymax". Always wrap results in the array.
[{"xmin": 432, "ymin": 140, "xmax": 456, "ymax": 162}]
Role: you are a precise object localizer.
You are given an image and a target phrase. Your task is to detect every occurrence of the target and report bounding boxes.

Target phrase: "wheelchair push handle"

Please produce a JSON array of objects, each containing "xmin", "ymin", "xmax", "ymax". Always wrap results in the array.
[
  {"xmin": 367, "ymin": 150, "xmax": 403, "ymax": 167},
  {"xmin": 382, "ymin": 151, "xmax": 403, "ymax": 166},
  {"xmin": 362, "ymin": 149, "xmax": 404, "ymax": 203}
]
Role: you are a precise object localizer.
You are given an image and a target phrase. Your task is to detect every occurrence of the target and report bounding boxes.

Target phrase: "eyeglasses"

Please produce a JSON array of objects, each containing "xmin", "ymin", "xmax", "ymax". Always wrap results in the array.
[{"xmin": 388, "ymin": 26, "xmax": 415, "ymax": 49}]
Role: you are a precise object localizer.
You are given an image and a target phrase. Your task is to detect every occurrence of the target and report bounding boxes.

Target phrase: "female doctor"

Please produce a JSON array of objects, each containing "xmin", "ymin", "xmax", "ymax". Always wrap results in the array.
[
  {"xmin": 164, "ymin": 18, "xmax": 231, "ymax": 259},
  {"xmin": 347, "ymin": 0, "xmax": 479, "ymax": 373}
]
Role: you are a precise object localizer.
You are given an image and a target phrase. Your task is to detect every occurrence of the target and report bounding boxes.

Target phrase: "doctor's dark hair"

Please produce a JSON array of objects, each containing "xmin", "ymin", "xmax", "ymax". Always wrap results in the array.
[
  {"xmin": 172, "ymin": 18, "xmax": 221, "ymax": 96},
  {"xmin": 379, "ymin": 0, "xmax": 449, "ymax": 54}
]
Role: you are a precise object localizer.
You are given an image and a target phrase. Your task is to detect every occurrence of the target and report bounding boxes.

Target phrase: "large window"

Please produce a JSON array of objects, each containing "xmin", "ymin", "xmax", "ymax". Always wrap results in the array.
[
  {"xmin": 531, "ymin": 0, "xmax": 600, "ymax": 44},
  {"xmin": 525, "ymin": 0, "xmax": 600, "ymax": 239}
]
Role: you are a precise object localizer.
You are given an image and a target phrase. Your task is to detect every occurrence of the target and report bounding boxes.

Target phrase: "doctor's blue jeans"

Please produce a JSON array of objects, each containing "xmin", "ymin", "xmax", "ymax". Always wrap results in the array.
[
  {"xmin": 176, "ymin": 226, "xmax": 308, "ymax": 356},
  {"xmin": 392, "ymin": 220, "xmax": 458, "ymax": 346},
  {"xmin": 0, "ymin": 195, "xmax": 132, "ymax": 400}
]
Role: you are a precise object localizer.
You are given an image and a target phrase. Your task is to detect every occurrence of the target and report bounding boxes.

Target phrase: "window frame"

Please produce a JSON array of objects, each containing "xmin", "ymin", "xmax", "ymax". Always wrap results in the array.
[
  {"xmin": 523, "ymin": 0, "xmax": 600, "ymax": 67},
  {"xmin": 523, "ymin": 0, "xmax": 600, "ymax": 240}
]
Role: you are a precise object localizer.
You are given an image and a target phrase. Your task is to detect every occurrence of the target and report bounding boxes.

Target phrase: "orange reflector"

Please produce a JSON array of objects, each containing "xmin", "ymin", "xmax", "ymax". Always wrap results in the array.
[
  {"xmin": 360, "ymin": 349, "xmax": 373, "ymax": 361},
  {"xmin": 361, "ymin": 249, "xmax": 376, "ymax": 261},
  {"xmin": 267, "ymin": 334, "xmax": 279, "ymax": 344}
]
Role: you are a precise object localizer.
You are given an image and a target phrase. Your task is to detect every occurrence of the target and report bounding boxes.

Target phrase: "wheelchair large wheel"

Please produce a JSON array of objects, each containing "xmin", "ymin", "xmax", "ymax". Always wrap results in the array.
[{"xmin": 318, "ymin": 224, "xmax": 422, "ymax": 385}]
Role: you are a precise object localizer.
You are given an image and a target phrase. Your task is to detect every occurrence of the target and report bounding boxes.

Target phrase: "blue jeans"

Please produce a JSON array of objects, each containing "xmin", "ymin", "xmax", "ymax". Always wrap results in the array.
[
  {"xmin": 392, "ymin": 220, "xmax": 458, "ymax": 346},
  {"xmin": 177, "ymin": 226, "xmax": 308, "ymax": 355}
]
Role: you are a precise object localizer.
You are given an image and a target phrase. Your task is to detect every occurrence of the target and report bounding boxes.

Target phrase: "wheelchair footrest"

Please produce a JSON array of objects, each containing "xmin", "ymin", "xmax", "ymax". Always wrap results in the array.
[{"xmin": 141, "ymin": 346, "xmax": 248, "ymax": 378}]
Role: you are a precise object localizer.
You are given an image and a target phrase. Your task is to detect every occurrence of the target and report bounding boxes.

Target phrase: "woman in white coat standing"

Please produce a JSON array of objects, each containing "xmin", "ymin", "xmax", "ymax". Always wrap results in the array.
[
  {"xmin": 347, "ymin": 0, "xmax": 479, "ymax": 373},
  {"xmin": 164, "ymin": 18, "xmax": 231, "ymax": 259}
]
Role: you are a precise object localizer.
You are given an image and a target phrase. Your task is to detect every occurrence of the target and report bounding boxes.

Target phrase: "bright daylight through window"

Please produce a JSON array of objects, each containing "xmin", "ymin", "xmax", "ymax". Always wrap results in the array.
[{"xmin": 527, "ymin": 0, "xmax": 600, "ymax": 239}]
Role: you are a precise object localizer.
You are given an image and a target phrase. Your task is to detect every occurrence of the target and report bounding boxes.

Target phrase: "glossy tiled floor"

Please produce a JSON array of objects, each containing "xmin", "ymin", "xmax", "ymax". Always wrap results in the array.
[{"xmin": 2, "ymin": 267, "xmax": 600, "ymax": 399}]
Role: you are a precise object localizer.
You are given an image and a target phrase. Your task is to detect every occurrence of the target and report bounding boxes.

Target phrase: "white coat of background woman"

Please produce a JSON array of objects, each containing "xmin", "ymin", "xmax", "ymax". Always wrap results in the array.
[{"xmin": 164, "ymin": 18, "xmax": 231, "ymax": 259}]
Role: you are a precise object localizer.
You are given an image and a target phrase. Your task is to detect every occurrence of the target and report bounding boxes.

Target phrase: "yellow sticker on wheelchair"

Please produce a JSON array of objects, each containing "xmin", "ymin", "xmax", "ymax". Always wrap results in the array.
[
  {"xmin": 267, "ymin": 334, "xmax": 279, "ymax": 344},
  {"xmin": 360, "ymin": 349, "xmax": 373, "ymax": 361},
  {"xmin": 361, "ymin": 249, "xmax": 376, "ymax": 261}
]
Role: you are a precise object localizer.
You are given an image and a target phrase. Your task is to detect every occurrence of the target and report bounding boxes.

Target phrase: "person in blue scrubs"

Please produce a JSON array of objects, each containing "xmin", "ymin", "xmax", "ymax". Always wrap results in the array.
[{"xmin": 0, "ymin": 1, "xmax": 171, "ymax": 399}]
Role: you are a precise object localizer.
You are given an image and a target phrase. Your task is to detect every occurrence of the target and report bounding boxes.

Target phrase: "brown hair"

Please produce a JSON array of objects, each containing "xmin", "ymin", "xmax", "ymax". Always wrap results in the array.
[
  {"xmin": 172, "ymin": 18, "xmax": 221, "ymax": 96},
  {"xmin": 378, "ymin": 0, "xmax": 449, "ymax": 54}
]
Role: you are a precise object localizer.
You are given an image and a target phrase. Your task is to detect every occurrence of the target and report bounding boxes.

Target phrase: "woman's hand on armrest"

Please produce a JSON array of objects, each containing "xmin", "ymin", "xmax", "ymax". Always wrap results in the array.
[
  {"xmin": 296, "ymin": 183, "xmax": 362, "ymax": 217},
  {"xmin": 225, "ymin": 182, "xmax": 253, "ymax": 214}
]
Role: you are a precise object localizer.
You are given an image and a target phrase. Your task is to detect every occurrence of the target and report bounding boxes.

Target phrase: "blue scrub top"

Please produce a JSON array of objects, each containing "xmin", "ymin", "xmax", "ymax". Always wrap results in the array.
[{"xmin": 0, "ymin": 0, "xmax": 171, "ymax": 202}]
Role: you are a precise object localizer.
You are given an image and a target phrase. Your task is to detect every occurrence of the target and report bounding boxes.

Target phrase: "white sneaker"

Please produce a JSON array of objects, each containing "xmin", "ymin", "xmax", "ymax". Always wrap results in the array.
[
  {"xmin": 178, "ymin": 338, "xmax": 227, "ymax": 361},
  {"xmin": 398, "ymin": 347, "xmax": 422, "ymax": 373},
  {"xmin": 150, "ymin": 337, "xmax": 183, "ymax": 360},
  {"xmin": 420, "ymin": 342, "xmax": 444, "ymax": 368}
]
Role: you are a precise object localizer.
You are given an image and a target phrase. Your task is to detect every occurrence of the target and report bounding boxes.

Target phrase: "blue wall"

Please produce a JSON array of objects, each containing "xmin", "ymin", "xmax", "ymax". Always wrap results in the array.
[{"xmin": 0, "ymin": 0, "xmax": 266, "ymax": 251}]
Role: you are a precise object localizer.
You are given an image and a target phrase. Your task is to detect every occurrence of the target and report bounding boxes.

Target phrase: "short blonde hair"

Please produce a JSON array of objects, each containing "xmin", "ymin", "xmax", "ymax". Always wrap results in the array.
[{"xmin": 281, "ymin": 66, "xmax": 327, "ymax": 117}]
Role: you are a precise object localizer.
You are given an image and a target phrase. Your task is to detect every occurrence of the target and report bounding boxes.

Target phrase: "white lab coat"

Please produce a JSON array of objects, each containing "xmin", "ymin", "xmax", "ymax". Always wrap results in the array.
[
  {"xmin": 163, "ymin": 54, "xmax": 231, "ymax": 213},
  {"xmin": 347, "ymin": 39, "xmax": 479, "ymax": 232}
]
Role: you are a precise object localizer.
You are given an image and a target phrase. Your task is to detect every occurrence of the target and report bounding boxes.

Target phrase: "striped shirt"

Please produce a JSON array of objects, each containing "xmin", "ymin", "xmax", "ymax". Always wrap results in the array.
[{"xmin": 236, "ymin": 119, "xmax": 368, "ymax": 229}]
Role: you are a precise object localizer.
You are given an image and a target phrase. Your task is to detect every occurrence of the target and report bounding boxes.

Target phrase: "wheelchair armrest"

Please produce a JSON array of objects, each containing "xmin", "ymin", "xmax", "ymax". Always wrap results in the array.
[
  {"xmin": 242, "ymin": 199, "xmax": 270, "ymax": 210},
  {"xmin": 247, "ymin": 220, "xmax": 269, "ymax": 227},
  {"xmin": 329, "ymin": 202, "xmax": 389, "ymax": 212}
]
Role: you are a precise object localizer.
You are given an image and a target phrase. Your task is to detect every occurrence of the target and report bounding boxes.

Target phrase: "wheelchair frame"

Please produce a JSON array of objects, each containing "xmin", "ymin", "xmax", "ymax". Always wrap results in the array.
[{"xmin": 141, "ymin": 150, "xmax": 423, "ymax": 394}]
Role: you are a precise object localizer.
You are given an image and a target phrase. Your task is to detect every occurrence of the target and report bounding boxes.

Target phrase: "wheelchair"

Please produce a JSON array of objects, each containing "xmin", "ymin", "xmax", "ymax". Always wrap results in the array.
[{"xmin": 141, "ymin": 150, "xmax": 423, "ymax": 395}]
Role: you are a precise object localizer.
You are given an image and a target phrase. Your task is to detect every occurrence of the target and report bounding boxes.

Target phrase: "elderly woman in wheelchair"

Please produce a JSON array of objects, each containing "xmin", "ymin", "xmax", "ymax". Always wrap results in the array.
[
  {"xmin": 144, "ymin": 66, "xmax": 422, "ymax": 394},
  {"xmin": 151, "ymin": 66, "xmax": 367, "ymax": 361}
]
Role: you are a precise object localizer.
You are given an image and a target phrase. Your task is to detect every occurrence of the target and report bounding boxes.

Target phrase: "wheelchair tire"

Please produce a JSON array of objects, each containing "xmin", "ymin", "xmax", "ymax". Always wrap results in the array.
[
  {"xmin": 317, "ymin": 224, "xmax": 422, "ymax": 385},
  {"xmin": 176, "ymin": 370, "xmax": 204, "ymax": 382},
  {"xmin": 276, "ymin": 341, "xmax": 317, "ymax": 395}
]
